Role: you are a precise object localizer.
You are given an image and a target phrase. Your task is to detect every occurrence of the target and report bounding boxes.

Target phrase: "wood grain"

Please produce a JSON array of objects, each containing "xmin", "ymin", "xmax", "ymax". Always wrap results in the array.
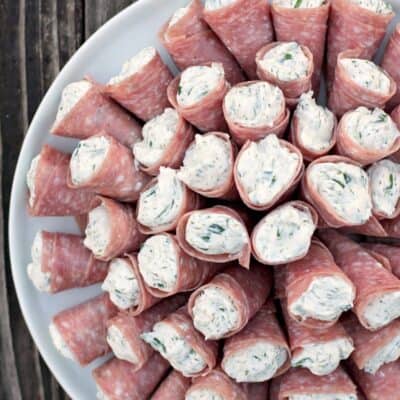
[{"xmin": 0, "ymin": 1, "xmax": 136, "ymax": 398}]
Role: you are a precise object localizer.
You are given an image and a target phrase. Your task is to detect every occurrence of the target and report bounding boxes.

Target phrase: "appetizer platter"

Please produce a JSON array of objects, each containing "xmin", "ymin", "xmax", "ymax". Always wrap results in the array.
[{"xmin": 8, "ymin": 0, "xmax": 400, "ymax": 398}]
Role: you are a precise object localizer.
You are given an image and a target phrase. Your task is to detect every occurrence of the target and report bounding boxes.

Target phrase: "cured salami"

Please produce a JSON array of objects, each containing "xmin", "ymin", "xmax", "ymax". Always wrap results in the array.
[
  {"xmin": 361, "ymin": 242, "xmax": 400, "ymax": 278},
  {"xmin": 202, "ymin": 0, "xmax": 274, "ymax": 79},
  {"xmin": 221, "ymin": 301, "xmax": 290, "ymax": 382},
  {"xmin": 343, "ymin": 313, "xmax": 400, "ymax": 374},
  {"xmin": 26, "ymin": 145, "xmax": 94, "ymax": 216},
  {"xmin": 280, "ymin": 239, "xmax": 355, "ymax": 329},
  {"xmin": 51, "ymin": 79, "xmax": 142, "ymax": 147},
  {"xmin": 339, "ymin": 215, "xmax": 388, "ymax": 238},
  {"xmin": 301, "ymin": 155, "xmax": 373, "ymax": 228},
  {"xmin": 326, "ymin": 0, "xmax": 394, "ymax": 87},
  {"xmin": 282, "ymin": 301, "xmax": 353, "ymax": 376},
  {"xmin": 256, "ymin": 42, "xmax": 314, "ymax": 107},
  {"xmin": 93, "ymin": 354, "xmax": 169, "ymax": 400},
  {"xmin": 347, "ymin": 359, "xmax": 400, "ymax": 400},
  {"xmin": 270, "ymin": 366, "xmax": 357, "ymax": 399},
  {"xmin": 382, "ymin": 23, "xmax": 400, "ymax": 110},
  {"xmin": 319, "ymin": 229, "xmax": 400, "ymax": 331},
  {"xmin": 187, "ymin": 264, "xmax": 272, "ymax": 340},
  {"xmin": 251, "ymin": 201, "xmax": 317, "ymax": 265},
  {"xmin": 27, "ymin": 230, "xmax": 108, "ymax": 293},
  {"xmin": 381, "ymin": 215, "xmax": 400, "ymax": 237},
  {"xmin": 83, "ymin": 196, "xmax": 144, "ymax": 261},
  {"xmin": 133, "ymin": 108, "xmax": 194, "ymax": 176},
  {"xmin": 159, "ymin": 0, "xmax": 244, "ymax": 84},
  {"xmin": 176, "ymin": 205, "xmax": 251, "ymax": 268},
  {"xmin": 136, "ymin": 168, "xmax": 202, "ymax": 235},
  {"xmin": 335, "ymin": 108, "xmax": 400, "ymax": 166},
  {"xmin": 104, "ymin": 47, "xmax": 173, "ymax": 121},
  {"xmin": 186, "ymin": 368, "xmax": 268, "ymax": 400},
  {"xmin": 106, "ymin": 294, "xmax": 186, "ymax": 370},
  {"xmin": 328, "ymin": 49, "xmax": 396, "ymax": 117},
  {"xmin": 234, "ymin": 135, "xmax": 304, "ymax": 211},
  {"xmin": 141, "ymin": 306, "xmax": 218, "ymax": 377},
  {"xmin": 137, "ymin": 233, "xmax": 223, "ymax": 298},
  {"xmin": 289, "ymin": 91, "xmax": 337, "ymax": 162},
  {"xmin": 177, "ymin": 132, "xmax": 238, "ymax": 200},
  {"xmin": 150, "ymin": 370, "xmax": 190, "ymax": 400},
  {"xmin": 271, "ymin": 0, "xmax": 330, "ymax": 92},
  {"xmin": 49, "ymin": 293, "xmax": 118, "ymax": 365},
  {"xmin": 167, "ymin": 63, "xmax": 229, "ymax": 132},
  {"xmin": 68, "ymin": 133, "xmax": 151, "ymax": 202},
  {"xmin": 223, "ymin": 80, "xmax": 290, "ymax": 145}
]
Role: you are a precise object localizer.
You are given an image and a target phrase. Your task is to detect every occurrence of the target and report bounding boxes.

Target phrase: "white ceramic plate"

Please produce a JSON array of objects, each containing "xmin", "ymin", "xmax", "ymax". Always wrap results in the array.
[{"xmin": 8, "ymin": 0, "xmax": 400, "ymax": 398}]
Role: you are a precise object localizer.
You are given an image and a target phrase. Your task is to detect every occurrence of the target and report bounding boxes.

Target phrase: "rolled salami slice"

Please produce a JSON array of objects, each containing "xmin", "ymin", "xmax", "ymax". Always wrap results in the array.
[
  {"xmin": 221, "ymin": 302, "xmax": 290, "ymax": 383},
  {"xmin": 335, "ymin": 107, "xmax": 400, "ymax": 166},
  {"xmin": 137, "ymin": 233, "xmax": 223, "ymax": 298},
  {"xmin": 185, "ymin": 368, "xmax": 248, "ymax": 400},
  {"xmin": 339, "ymin": 215, "xmax": 388, "ymax": 237},
  {"xmin": 202, "ymin": 0, "xmax": 274, "ymax": 79},
  {"xmin": 256, "ymin": 41, "xmax": 314, "ymax": 106},
  {"xmin": 133, "ymin": 108, "xmax": 194, "ymax": 176},
  {"xmin": 93, "ymin": 354, "xmax": 169, "ymax": 400},
  {"xmin": 188, "ymin": 264, "xmax": 272, "ymax": 340},
  {"xmin": 176, "ymin": 205, "xmax": 251, "ymax": 268},
  {"xmin": 361, "ymin": 242, "xmax": 400, "ymax": 278},
  {"xmin": 141, "ymin": 306, "xmax": 218, "ymax": 377},
  {"xmin": 68, "ymin": 133, "xmax": 150, "ymax": 202},
  {"xmin": 270, "ymin": 366, "xmax": 358, "ymax": 400},
  {"xmin": 343, "ymin": 313, "xmax": 400, "ymax": 374},
  {"xmin": 167, "ymin": 63, "xmax": 229, "ymax": 132},
  {"xmin": 289, "ymin": 91, "xmax": 337, "ymax": 161},
  {"xmin": 223, "ymin": 81, "xmax": 290, "ymax": 145},
  {"xmin": 26, "ymin": 145, "xmax": 94, "ymax": 216},
  {"xmin": 328, "ymin": 49, "xmax": 396, "ymax": 117},
  {"xmin": 319, "ymin": 229, "xmax": 400, "ymax": 331},
  {"xmin": 102, "ymin": 254, "xmax": 161, "ymax": 315},
  {"xmin": 326, "ymin": 0, "xmax": 394, "ymax": 87},
  {"xmin": 159, "ymin": 0, "xmax": 244, "ymax": 84},
  {"xmin": 271, "ymin": 0, "xmax": 330, "ymax": 92},
  {"xmin": 382, "ymin": 23, "xmax": 400, "ymax": 110},
  {"xmin": 104, "ymin": 47, "xmax": 173, "ymax": 121},
  {"xmin": 51, "ymin": 79, "xmax": 142, "ymax": 147},
  {"xmin": 282, "ymin": 301, "xmax": 353, "ymax": 376},
  {"xmin": 367, "ymin": 159, "xmax": 400, "ymax": 219},
  {"xmin": 27, "ymin": 230, "xmax": 108, "ymax": 293},
  {"xmin": 281, "ymin": 239, "xmax": 355, "ymax": 329},
  {"xmin": 83, "ymin": 196, "xmax": 144, "ymax": 261},
  {"xmin": 106, "ymin": 294, "xmax": 187, "ymax": 369},
  {"xmin": 251, "ymin": 201, "xmax": 318, "ymax": 265},
  {"xmin": 234, "ymin": 135, "xmax": 304, "ymax": 211},
  {"xmin": 136, "ymin": 168, "xmax": 201, "ymax": 235},
  {"xmin": 150, "ymin": 370, "xmax": 190, "ymax": 400},
  {"xmin": 49, "ymin": 293, "xmax": 118, "ymax": 365},
  {"xmin": 302, "ymin": 155, "xmax": 373, "ymax": 228},
  {"xmin": 177, "ymin": 132, "xmax": 238, "ymax": 200},
  {"xmin": 347, "ymin": 359, "xmax": 400, "ymax": 400}
]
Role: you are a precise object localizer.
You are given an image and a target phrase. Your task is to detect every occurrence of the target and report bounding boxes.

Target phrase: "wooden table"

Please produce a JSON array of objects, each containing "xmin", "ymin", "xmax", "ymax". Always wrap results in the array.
[{"xmin": 0, "ymin": 1, "xmax": 136, "ymax": 398}]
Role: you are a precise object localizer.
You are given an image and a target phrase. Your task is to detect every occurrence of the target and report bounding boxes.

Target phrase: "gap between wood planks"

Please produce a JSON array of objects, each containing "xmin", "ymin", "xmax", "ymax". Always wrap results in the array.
[{"xmin": 0, "ymin": 1, "xmax": 135, "ymax": 399}]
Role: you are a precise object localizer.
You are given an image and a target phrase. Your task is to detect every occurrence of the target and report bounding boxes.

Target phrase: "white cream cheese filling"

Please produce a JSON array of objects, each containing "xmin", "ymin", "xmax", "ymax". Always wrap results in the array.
[
  {"xmin": 141, "ymin": 321, "xmax": 206, "ymax": 376},
  {"xmin": 106, "ymin": 324, "xmax": 139, "ymax": 364},
  {"xmin": 290, "ymin": 276, "xmax": 355, "ymax": 322},
  {"xmin": 192, "ymin": 287, "xmax": 239, "ymax": 339},
  {"xmin": 84, "ymin": 205, "xmax": 111, "ymax": 258},
  {"xmin": 185, "ymin": 211, "xmax": 248, "ymax": 255},
  {"xmin": 102, "ymin": 258, "xmax": 139, "ymax": 309},
  {"xmin": 236, "ymin": 134, "xmax": 300, "ymax": 206},
  {"xmin": 290, "ymin": 395, "xmax": 357, "ymax": 400},
  {"xmin": 273, "ymin": 0, "xmax": 326, "ymax": 7},
  {"xmin": 364, "ymin": 334, "xmax": 400, "ymax": 374},
  {"xmin": 178, "ymin": 134, "xmax": 231, "ymax": 192},
  {"xmin": 350, "ymin": 0, "xmax": 392, "ymax": 13},
  {"xmin": 363, "ymin": 291, "xmax": 400, "ymax": 330},
  {"xmin": 133, "ymin": 108, "xmax": 179, "ymax": 167},
  {"xmin": 223, "ymin": 342, "xmax": 288, "ymax": 382},
  {"xmin": 27, "ymin": 155, "xmax": 41, "ymax": 207},
  {"xmin": 137, "ymin": 167, "xmax": 184, "ymax": 228},
  {"xmin": 108, "ymin": 47, "xmax": 156, "ymax": 85},
  {"xmin": 49, "ymin": 323, "xmax": 74, "ymax": 360},
  {"xmin": 138, "ymin": 234, "xmax": 178, "ymax": 292},
  {"xmin": 205, "ymin": 0, "xmax": 237, "ymax": 10},
  {"xmin": 27, "ymin": 231, "xmax": 51, "ymax": 292},
  {"xmin": 186, "ymin": 390, "xmax": 224, "ymax": 400}
]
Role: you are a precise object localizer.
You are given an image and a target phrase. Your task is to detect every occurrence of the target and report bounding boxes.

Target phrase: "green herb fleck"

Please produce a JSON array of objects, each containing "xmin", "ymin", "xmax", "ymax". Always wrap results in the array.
[
  {"xmin": 177, "ymin": 85, "xmax": 182, "ymax": 95},
  {"xmin": 284, "ymin": 53, "xmax": 293, "ymax": 60},
  {"xmin": 378, "ymin": 113, "xmax": 387, "ymax": 122},
  {"xmin": 332, "ymin": 178, "xmax": 345, "ymax": 189},
  {"xmin": 343, "ymin": 173, "xmax": 351, "ymax": 184},
  {"xmin": 152, "ymin": 338, "xmax": 166, "ymax": 353},
  {"xmin": 385, "ymin": 173, "xmax": 394, "ymax": 192},
  {"xmin": 208, "ymin": 224, "xmax": 225, "ymax": 234},
  {"xmin": 294, "ymin": 0, "xmax": 302, "ymax": 7}
]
